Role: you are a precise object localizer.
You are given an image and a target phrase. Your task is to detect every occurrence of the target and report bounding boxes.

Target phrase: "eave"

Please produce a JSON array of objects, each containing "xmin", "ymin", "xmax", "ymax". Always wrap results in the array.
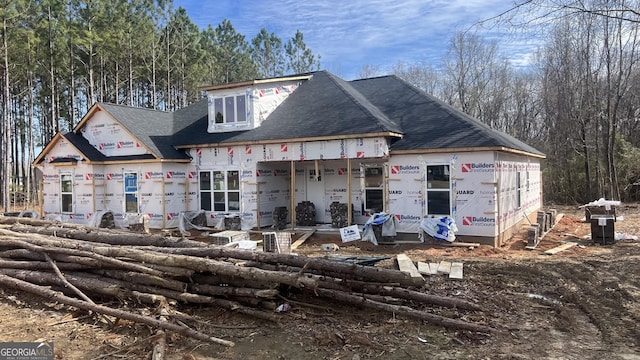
[
  {"xmin": 390, "ymin": 146, "xmax": 546, "ymax": 159},
  {"xmin": 175, "ymin": 131, "xmax": 403, "ymax": 149},
  {"xmin": 199, "ymin": 75, "xmax": 312, "ymax": 92}
]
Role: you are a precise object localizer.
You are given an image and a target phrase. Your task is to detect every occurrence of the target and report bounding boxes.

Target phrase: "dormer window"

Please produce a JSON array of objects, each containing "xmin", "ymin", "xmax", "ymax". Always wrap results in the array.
[{"xmin": 211, "ymin": 94, "xmax": 247, "ymax": 124}]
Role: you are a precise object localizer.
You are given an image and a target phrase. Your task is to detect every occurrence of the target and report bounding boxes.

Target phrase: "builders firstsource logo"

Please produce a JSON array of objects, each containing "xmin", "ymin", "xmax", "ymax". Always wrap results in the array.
[
  {"xmin": 461, "ymin": 162, "xmax": 494, "ymax": 173},
  {"xmin": 462, "ymin": 216, "xmax": 495, "ymax": 226},
  {"xmin": 395, "ymin": 214, "xmax": 422, "ymax": 223},
  {"xmin": 390, "ymin": 165, "xmax": 420, "ymax": 175}
]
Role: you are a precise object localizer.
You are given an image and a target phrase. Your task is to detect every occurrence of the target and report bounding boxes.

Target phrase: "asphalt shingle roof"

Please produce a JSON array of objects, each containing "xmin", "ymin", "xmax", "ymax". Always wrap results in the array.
[
  {"xmin": 227, "ymin": 71, "xmax": 403, "ymax": 143},
  {"xmin": 172, "ymin": 99, "xmax": 247, "ymax": 147},
  {"xmin": 58, "ymin": 70, "xmax": 543, "ymax": 161},
  {"xmin": 63, "ymin": 132, "xmax": 156, "ymax": 162},
  {"xmin": 348, "ymin": 75, "xmax": 544, "ymax": 156}
]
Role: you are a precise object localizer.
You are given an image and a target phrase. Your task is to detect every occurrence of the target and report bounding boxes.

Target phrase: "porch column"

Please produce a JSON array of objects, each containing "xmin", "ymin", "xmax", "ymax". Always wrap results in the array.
[
  {"xmin": 290, "ymin": 160, "xmax": 296, "ymax": 229},
  {"xmin": 347, "ymin": 158, "xmax": 352, "ymax": 225}
]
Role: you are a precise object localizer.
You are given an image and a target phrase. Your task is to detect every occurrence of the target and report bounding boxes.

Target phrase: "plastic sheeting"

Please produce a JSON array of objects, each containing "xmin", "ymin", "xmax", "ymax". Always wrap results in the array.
[
  {"xmin": 178, "ymin": 210, "xmax": 212, "ymax": 235},
  {"xmin": 579, "ymin": 198, "xmax": 621, "ymax": 208},
  {"xmin": 361, "ymin": 212, "xmax": 397, "ymax": 245},
  {"xmin": 420, "ymin": 216, "xmax": 458, "ymax": 242}
]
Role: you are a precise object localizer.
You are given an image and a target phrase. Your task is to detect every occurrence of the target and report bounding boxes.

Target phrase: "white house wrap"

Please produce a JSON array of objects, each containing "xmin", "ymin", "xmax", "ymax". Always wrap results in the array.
[{"xmin": 35, "ymin": 71, "xmax": 544, "ymax": 247}]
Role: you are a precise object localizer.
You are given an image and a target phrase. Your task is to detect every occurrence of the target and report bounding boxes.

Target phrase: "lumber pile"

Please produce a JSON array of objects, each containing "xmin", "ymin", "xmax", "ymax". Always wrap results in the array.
[{"xmin": 0, "ymin": 216, "xmax": 494, "ymax": 352}]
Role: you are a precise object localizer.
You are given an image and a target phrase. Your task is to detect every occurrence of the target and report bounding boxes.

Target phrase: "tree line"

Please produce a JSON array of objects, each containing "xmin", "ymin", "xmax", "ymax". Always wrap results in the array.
[
  {"xmin": 386, "ymin": 0, "xmax": 640, "ymax": 204},
  {"xmin": 2, "ymin": 0, "xmax": 639, "ymax": 212},
  {"xmin": 0, "ymin": 0, "xmax": 320, "ymax": 211}
]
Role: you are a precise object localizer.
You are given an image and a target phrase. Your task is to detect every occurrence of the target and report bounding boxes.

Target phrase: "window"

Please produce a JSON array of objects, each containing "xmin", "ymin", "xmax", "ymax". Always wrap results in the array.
[
  {"xmin": 364, "ymin": 166, "xmax": 384, "ymax": 213},
  {"xmin": 61, "ymin": 173, "xmax": 73, "ymax": 213},
  {"xmin": 212, "ymin": 94, "xmax": 247, "ymax": 124},
  {"xmin": 516, "ymin": 171, "xmax": 523, "ymax": 208},
  {"xmin": 214, "ymin": 98, "xmax": 224, "ymax": 124},
  {"xmin": 200, "ymin": 170, "xmax": 240, "ymax": 212},
  {"xmin": 124, "ymin": 172, "xmax": 138, "ymax": 213},
  {"xmin": 309, "ymin": 169, "xmax": 321, "ymax": 181},
  {"xmin": 426, "ymin": 165, "xmax": 450, "ymax": 216}
]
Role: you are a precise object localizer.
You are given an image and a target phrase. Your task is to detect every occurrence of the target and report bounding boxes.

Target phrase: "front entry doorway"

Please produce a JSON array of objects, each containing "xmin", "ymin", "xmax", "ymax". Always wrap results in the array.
[{"xmin": 305, "ymin": 164, "xmax": 326, "ymax": 223}]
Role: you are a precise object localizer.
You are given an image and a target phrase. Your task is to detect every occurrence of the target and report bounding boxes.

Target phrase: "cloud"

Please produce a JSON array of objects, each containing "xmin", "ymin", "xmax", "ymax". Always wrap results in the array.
[{"xmin": 177, "ymin": 0, "xmax": 543, "ymax": 79}]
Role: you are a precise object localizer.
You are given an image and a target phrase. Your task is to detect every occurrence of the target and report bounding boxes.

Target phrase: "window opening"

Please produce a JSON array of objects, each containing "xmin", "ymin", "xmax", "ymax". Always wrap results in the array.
[
  {"xmin": 61, "ymin": 173, "xmax": 73, "ymax": 213},
  {"xmin": 516, "ymin": 171, "xmax": 523, "ymax": 208},
  {"xmin": 426, "ymin": 164, "xmax": 450, "ymax": 216},
  {"xmin": 199, "ymin": 170, "xmax": 240, "ymax": 212},
  {"xmin": 212, "ymin": 94, "xmax": 247, "ymax": 124},
  {"xmin": 364, "ymin": 166, "xmax": 384, "ymax": 213},
  {"xmin": 124, "ymin": 172, "xmax": 138, "ymax": 213}
]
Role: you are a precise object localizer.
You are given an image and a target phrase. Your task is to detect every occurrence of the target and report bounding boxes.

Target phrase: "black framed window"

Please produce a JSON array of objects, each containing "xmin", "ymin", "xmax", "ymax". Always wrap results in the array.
[
  {"xmin": 60, "ymin": 173, "xmax": 73, "ymax": 213},
  {"xmin": 426, "ymin": 164, "xmax": 450, "ymax": 216},
  {"xmin": 199, "ymin": 170, "xmax": 240, "ymax": 212}
]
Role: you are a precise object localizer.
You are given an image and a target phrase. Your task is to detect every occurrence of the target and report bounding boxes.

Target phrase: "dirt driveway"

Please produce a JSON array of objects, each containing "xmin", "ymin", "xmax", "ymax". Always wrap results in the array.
[{"xmin": 1, "ymin": 205, "xmax": 639, "ymax": 359}]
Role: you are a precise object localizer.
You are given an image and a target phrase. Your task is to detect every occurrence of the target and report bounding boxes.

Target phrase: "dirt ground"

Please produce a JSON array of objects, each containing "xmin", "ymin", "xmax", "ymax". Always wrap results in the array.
[{"xmin": 1, "ymin": 205, "xmax": 639, "ymax": 359}]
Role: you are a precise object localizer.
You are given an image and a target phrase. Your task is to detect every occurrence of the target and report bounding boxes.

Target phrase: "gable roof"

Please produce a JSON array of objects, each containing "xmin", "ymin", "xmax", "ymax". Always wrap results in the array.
[
  {"xmin": 226, "ymin": 71, "xmax": 404, "ymax": 143},
  {"xmin": 349, "ymin": 75, "xmax": 545, "ymax": 156},
  {"xmin": 36, "ymin": 70, "xmax": 544, "ymax": 166},
  {"xmin": 63, "ymin": 132, "xmax": 156, "ymax": 162},
  {"xmin": 94, "ymin": 103, "xmax": 190, "ymax": 160},
  {"xmin": 172, "ymin": 98, "xmax": 247, "ymax": 147},
  {"xmin": 172, "ymin": 71, "xmax": 543, "ymax": 157}
]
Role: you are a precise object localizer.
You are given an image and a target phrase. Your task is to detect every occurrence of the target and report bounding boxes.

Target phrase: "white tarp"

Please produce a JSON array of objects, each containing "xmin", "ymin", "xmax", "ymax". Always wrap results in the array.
[{"xmin": 420, "ymin": 216, "xmax": 458, "ymax": 242}]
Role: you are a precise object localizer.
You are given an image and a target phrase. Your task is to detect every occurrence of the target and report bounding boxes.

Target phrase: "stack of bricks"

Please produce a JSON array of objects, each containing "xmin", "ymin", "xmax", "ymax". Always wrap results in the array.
[
  {"xmin": 527, "ymin": 223, "xmax": 540, "ymax": 247},
  {"xmin": 273, "ymin": 206, "xmax": 288, "ymax": 230},
  {"xmin": 537, "ymin": 211, "xmax": 548, "ymax": 233}
]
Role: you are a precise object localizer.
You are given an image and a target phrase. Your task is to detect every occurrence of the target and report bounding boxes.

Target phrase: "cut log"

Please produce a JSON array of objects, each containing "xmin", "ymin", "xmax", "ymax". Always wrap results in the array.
[
  {"xmin": 440, "ymin": 242, "xmax": 481, "ymax": 248},
  {"xmin": 0, "ymin": 273, "xmax": 235, "ymax": 347},
  {"xmin": 0, "ymin": 268, "xmax": 278, "ymax": 322},
  {"xmin": 359, "ymin": 285, "xmax": 482, "ymax": 311},
  {"xmin": 142, "ymin": 246, "xmax": 423, "ymax": 287},
  {"xmin": 8, "ymin": 223, "xmax": 207, "ymax": 248},
  {"xmin": 314, "ymin": 288, "xmax": 496, "ymax": 333},
  {"xmin": 0, "ymin": 235, "xmax": 318, "ymax": 290},
  {"xmin": 0, "ymin": 258, "xmax": 92, "ymax": 271},
  {"xmin": 90, "ymin": 269, "xmax": 187, "ymax": 292},
  {"xmin": 0, "ymin": 237, "xmax": 168, "ymax": 277},
  {"xmin": 189, "ymin": 283, "xmax": 279, "ymax": 299}
]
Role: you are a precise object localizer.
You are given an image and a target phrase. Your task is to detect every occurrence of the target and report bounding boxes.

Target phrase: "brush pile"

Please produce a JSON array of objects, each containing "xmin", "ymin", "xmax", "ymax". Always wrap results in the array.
[{"xmin": 0, "ymin": 216, "xmax": 493, "ymax": 352}]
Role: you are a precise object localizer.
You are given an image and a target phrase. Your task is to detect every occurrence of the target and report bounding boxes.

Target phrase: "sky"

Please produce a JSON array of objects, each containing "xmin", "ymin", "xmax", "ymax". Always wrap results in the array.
[{"xmin": 172, "ymin": 0, "xmax": 540, "ymax": 80}]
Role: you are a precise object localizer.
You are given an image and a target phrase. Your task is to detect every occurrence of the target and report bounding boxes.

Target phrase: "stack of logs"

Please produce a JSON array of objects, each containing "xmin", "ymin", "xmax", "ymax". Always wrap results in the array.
[{"xmin": 0, "ymin": 216, "xmax": 494, "ymax": 352}]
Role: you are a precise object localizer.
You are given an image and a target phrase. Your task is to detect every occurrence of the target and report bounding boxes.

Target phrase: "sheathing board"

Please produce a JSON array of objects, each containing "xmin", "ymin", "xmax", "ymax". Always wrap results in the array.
[
  {"xmin": 41, "ymin": 137, "xmax": 85, "ymax": 223},
  {"xmin": 386, "ymin": 152, "xmax": 542, "ymax": 236},
  {"xmin": 80, "ymin": 110, "xmax": 149, "ymax": 157},
  {"xmin": 206, "ymin": 80, "xmax": 300, "ymax": 133},
  {"xmin": 40, "ymin": 123, "xmax": 540, "ymax": 238}
]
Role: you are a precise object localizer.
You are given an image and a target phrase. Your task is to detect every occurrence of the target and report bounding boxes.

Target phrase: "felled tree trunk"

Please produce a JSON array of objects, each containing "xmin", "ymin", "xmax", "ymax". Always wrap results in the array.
[
  {"xmin": 0, "ymin": 273, "xmax": 235, "ymax": 347},
  {"xmin": 144, "ymin": 246, "xmax": 423, "ymax": 287},
  {"xmin": 7, "ymin": 223, "xmax": 207, "ymax": 248},
  {"xmin": 314, "ymin": 288, "xmax": 496, "ymax": 333}
]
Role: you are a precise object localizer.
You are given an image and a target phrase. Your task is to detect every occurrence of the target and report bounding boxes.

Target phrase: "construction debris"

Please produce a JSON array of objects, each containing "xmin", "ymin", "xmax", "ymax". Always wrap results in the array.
[
  {"xmin": 0, "ymin": 217, "xmax": 494, "ymax": 352},
  {"xmin": 544, "ymin": 242, "xmax": 578, "ymax": 255}
]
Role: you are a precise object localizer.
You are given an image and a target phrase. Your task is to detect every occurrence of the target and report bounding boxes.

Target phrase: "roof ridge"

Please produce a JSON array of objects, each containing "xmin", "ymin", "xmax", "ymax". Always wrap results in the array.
[
  {"xmin": 323, "ymin": 72, "xmax": 403, "ymax": 134},
  {"xmin": 98, "ymin": 102, "xmax": 171, "ymax": 114}
]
